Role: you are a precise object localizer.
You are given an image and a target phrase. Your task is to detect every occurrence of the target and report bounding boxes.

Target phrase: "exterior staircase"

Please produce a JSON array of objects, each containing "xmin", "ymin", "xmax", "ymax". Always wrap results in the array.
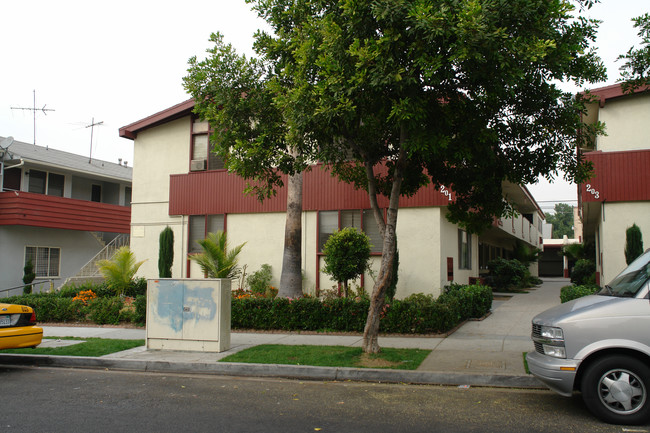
[{"xmin": 62, "ymin": 233, "xmax": 130, "ymax": 288}]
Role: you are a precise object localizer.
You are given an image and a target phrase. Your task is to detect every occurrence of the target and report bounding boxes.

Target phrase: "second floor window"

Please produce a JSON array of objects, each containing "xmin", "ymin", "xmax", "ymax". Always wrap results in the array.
[
  {"xmin": 191, "ymin": 119, "xmax": 225, "ymax": 171},
  {"xmin": 28, "ymin": 170, "xmax": 64, "ymax": 197}
]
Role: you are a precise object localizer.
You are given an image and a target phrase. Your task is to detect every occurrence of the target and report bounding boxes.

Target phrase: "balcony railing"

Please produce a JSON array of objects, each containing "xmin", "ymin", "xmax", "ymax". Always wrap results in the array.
[{"xmin": 0, "ymin": 191, "xmax": 131, "ymax": 233}]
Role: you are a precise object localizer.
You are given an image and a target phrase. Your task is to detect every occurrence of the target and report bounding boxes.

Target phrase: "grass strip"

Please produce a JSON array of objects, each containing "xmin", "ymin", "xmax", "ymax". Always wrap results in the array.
[
  {"xmin": 220, "ymin": 344, "xmax": 431, "ymax": 370},
  {"xmin": 0, "ymin": 337, "xmax": 144, "ymax": 357}
]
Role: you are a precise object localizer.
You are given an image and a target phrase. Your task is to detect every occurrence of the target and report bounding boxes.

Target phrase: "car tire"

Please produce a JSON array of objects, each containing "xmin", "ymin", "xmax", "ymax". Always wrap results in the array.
[{"xmin": 581, "ymin": 355, "xmax": 650, "ymax": 425}]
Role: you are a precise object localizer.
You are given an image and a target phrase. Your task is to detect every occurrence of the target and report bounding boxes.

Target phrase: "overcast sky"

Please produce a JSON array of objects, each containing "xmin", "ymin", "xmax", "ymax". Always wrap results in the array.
[{"xmin": 1, "ymin": 0, "xmax": 647, "ymax": 212}]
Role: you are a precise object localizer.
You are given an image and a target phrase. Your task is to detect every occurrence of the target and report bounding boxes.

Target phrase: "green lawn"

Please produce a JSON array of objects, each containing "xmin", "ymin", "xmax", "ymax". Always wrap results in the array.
[
  {"xmin": 0, "ymin": 337, "xmax": 144, "ymax": 357},
  {"xmin": 220, "ymin": 344, "xmax": 431, "ymax": 370}
]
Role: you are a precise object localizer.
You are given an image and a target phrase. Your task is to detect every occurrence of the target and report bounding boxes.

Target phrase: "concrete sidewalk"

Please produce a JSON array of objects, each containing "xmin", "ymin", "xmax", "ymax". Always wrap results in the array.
[{"xmin": 2, "ymin": 278, "xmax": 568, "ymax": 388}]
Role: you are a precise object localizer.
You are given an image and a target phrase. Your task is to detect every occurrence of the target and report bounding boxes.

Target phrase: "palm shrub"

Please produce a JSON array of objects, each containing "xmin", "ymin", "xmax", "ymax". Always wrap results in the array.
[
  {"xmin": 189, "ymin": 231, "xmax": 246, "ymax": 279},
  {"xmin": 625, "ymin": 224, "xmax": 644, "ymax": 265},
  {"xmin": 96, "ymin": 246, "xmax": 145, "ymax": 297},
  {"xmin": 158, "ymin": 226, "xmax": 174, "ymax": 278},
  {"xmin": 322, "ymin": 227, "xmax": 371, "ymax": 297}
]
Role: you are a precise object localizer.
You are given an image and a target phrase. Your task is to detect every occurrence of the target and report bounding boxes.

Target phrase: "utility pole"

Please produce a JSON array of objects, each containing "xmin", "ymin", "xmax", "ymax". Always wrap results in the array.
[
  {"xmin": 85, "ymin": 117, "xmax": 104, "ymax": 163},
  {"xmin": 10, "ymin": 90, "xmax": 55, "ymax": 145}
]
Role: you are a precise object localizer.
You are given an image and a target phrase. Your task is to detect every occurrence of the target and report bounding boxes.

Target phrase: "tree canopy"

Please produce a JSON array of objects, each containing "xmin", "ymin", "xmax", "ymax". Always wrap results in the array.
[
  {"xmin": 545, "ymin": 203, "xmax": 575, "ymax": 239},
  {"xmin": 184, "ymin": 0, "xmax": 605, "ymax": 352},
  {"xmin": 618, "ymin": 13, "xmax": 650, "ymax": 92}
]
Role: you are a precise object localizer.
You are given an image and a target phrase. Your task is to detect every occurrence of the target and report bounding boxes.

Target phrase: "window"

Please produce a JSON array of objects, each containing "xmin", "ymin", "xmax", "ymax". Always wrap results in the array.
[
  {"xmin": 47, "ymin": 173, "xmax": 64, "ymax": 197},
  {"xmin": 191, "ymin": 118, "xmax": 225, "ymax": 171},
  {"xmin": 318, "ymin": 209, "xmax": 383, "ymax": 253},
  {"xmin": 25, "ymin": 246, "xmax": 60, "ymax": 278},
  {"xmin": 124, "ymin": 187, "xmax": 132, "ymax": 208},
  {"xmin": 28, "ymin": 170, "xmax": 47, "ymax": 194},
  {"xmin": 188, "ymin": 214, "xmax": 225, "ymax": 253},
  {"xmin": 458, "ymin": 229, "xmax": 471, "ymax": 270},
  {"xmin": 28, "ymin": 170, "xmax": 65, "ymax": 196},
  {"xmin": 91, "ymin": 184, "xmax": 102, "ymax": 202}
]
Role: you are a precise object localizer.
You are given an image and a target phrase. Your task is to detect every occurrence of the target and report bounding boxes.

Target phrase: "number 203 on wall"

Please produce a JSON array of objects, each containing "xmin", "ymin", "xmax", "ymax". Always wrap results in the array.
[{"xmin": 585, "ymin": 184, "xmax": 600, "ymax": 199}]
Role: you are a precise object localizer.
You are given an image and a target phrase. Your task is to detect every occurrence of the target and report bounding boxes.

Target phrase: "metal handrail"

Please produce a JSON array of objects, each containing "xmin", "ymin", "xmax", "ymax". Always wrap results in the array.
[{"xmin": 0, "ymin": 279, "xmax": 54, "ymax": 295}]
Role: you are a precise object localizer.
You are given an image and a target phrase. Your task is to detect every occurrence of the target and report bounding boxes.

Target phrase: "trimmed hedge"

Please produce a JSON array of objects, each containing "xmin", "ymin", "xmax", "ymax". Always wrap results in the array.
[
  {"xmin": 232, "ymin": 284, "xmax": 493, "ymax": 334},
  {"xmin": 4, "ymin": 283, "xmax": 492, "ymax": 334},
  {"xmin": 560, "ymin": 285, "xmax": 600, "ymax": 303}
]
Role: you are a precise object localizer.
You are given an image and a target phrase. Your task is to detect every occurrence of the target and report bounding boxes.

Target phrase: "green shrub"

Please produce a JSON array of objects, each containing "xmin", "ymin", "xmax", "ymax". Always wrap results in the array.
[
  {"xmin": 2, "ymin": 293, "xmax": 85, "ymax": 322},
  {"xmin": 488, "ymin": 258, "xmax": 528, "ymax": 290},
  {"xmin": 560, "ymin": 284, "xmax": 599, "ymax": 303},
  {"xmin": 322, "ymin": 227, "xmax": 371, "ymax": 298},
  {"xmin": 247, "ymin": 264, "xmax": 274, "ymax": 296},
  {"xmin": 231, "ymin": 284, "xmax": 492, "ymax": 334},
  {"xmin": 88, "ymin": 297, "xmax": 123, "ymax": 325},
  {"xmin": 133, "ymin": 295, "xmax": 147, "ymax": 324},
  {"xmin": 571, "ymin": 259, "xmax": 596, "ymax": 285},
  {"xmin": 625, "ymin": 223, "xmax": 644, "ymax": 265},
  {"xmin": 158, "ymin": 226, "xmax": 174, "ymax": 278},
  {"xmin": 23, "ymin": 260, "xmax": 35, "ymax": 295},
  {"xmin": 124, "ymin": 277, "xmax": 147, "ymax": 297}
]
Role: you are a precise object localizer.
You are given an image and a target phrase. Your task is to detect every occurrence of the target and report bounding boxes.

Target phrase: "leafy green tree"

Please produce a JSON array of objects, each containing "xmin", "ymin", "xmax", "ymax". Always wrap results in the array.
[
  {"xmin": 96, "ymin": 247, "xmax": 145, "ymax": 297},
  {"xmin": 618, "ymin": 14, "xmax": 650, "ymax": 92},
  {"xmin": 545, "ymin": 203, "xmax": 575, "ymax": 239},
  {"xmin": 158, "ymin": 226, "xmax": 174, "ymax": 278},
  {"xmin": 186, "ymin": 0, "xmax": 605, "ymax": 353},
  {"xmin": 322, "ymin": 227, "xmax": 372, "ymax": 298},
  {"xmin": 184, "ymin": 34, "xmax": 305, "ymax": 299},
  {"xmin": 189, "ymin": 231, "xmax": 246, "ymax": 279},
  {"xmin": 625, "ymin": 223, "xmax": 644, "ymax": 265},
  {"xmin": 22, "ymin": 259, "xmax": 35, "ymax": 295}
]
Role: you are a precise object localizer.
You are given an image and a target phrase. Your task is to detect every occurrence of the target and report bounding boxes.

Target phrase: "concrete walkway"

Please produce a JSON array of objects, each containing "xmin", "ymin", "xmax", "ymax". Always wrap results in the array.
[{"xmin": 5, "ymin": 278, "xmax": 568, "ymax": 388}]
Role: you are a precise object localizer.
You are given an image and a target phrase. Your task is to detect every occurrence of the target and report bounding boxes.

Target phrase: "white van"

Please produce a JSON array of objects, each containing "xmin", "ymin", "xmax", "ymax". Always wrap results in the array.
[{"xmin": 527, "ymin": 249, "xmax": 650, "ymax": 425}]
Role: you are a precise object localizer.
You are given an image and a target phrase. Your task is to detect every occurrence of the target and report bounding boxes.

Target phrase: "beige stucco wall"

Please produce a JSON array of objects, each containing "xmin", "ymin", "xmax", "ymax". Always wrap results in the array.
[
  {"xmin": 131, "ymin": 116, "xmax": 191, "ymax": 279},
  {"xmin": 395, "ymin": 207, "xmax": 442, "ymax": 298},
  {"xmin": 225, "ymin": 212, "xmax": 287, "ymax": 289},
  {"xmin": 597, "ymin": 92, "xmax": 650, "ymax": 152},
  {"xmin": 598, "ymin": 201, "xmax": 650, "ymax": 284}
]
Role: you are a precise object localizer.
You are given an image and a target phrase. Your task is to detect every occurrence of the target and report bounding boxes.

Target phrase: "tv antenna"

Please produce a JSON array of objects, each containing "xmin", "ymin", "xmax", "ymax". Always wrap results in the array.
[
  {"xmin": 10, "ymin": 90, "xmax": 55, "ymax": 145},
  {"xmin": 85, "ymin": 117, "xmax": 104, "ymax": 163}
]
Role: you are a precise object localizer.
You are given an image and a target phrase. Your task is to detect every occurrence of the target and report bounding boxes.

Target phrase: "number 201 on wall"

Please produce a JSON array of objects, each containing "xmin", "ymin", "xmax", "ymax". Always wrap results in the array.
[{"xmin": 440, "ymin": 185, "xmax": 453, "ymax": 201}]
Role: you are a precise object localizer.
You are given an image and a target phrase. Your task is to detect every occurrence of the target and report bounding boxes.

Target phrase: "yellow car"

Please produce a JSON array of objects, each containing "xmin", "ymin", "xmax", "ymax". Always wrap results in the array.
[{"xmin": 0, "ymin": 303, "xmax": 43, "ymax": 350}]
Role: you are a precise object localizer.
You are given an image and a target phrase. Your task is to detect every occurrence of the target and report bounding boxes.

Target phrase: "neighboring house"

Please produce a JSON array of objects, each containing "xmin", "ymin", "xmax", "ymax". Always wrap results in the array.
[
  {"xmin": 540, "ymin": 207, "xmax": 583, "ymax": 278},
  {"xmin": 119, "ymin": 100, "xmax": 545, "ymax": 298},
  {"xmin": 579, "ymin": 84, "xmax": 650, "ymax": 285},
  {"xmin": 0, "ymin": 138, "xmax": 132, "ymax": 295}
]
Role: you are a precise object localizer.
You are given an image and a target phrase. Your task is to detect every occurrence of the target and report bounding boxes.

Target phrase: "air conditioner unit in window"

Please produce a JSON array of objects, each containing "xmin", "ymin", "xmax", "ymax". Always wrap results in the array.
[{"xmin": 190, "ymin": 159, "xmax": 207, "ymax": 171}]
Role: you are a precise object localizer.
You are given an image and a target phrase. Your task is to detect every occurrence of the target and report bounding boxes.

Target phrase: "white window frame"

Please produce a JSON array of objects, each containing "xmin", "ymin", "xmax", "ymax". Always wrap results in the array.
[{"xmin": 24, "ymin": 246, "xmax": 61, "ymax": 278}]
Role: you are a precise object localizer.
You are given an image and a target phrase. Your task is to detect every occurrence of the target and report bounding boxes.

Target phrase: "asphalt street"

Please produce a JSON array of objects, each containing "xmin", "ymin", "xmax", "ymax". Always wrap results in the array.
[{"xmin": 1, "ymin": 366, "xmax": 637, "ymax": 433}]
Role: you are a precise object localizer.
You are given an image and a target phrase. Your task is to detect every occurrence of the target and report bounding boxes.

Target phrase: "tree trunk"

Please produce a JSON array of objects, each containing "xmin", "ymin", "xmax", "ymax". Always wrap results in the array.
[
  {"xmin": 362, "ymin": 129, "xmax": 407, "ymax": 353},
  {"xmin": 278, "ymin": 171, "xmax": 303, "ymax": 298}
]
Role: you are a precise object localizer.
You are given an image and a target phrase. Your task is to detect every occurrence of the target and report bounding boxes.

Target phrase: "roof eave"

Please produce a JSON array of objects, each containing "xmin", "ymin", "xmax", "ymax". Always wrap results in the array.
[{"xmin": 119, "ymin": 98, "xmax": 196, "ymax": 140}]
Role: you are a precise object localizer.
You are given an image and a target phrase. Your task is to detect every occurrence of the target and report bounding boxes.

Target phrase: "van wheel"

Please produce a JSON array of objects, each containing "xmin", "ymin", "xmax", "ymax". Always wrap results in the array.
[{"xmin": 581, "ymin": 355, "xmax": 650, "ymax": 425}]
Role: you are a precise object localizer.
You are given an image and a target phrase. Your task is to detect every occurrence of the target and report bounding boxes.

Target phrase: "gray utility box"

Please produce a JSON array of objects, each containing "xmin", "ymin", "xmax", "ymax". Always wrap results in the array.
[{"xmin": 146, "ymin": 278, "xmax": 231, "ymax": 352}]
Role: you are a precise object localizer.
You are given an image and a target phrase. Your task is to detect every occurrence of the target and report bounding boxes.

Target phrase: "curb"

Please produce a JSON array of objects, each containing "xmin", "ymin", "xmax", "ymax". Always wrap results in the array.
[{"xmin": 0, "ymin": 353, "xmax": 543, "ymax": 389}]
